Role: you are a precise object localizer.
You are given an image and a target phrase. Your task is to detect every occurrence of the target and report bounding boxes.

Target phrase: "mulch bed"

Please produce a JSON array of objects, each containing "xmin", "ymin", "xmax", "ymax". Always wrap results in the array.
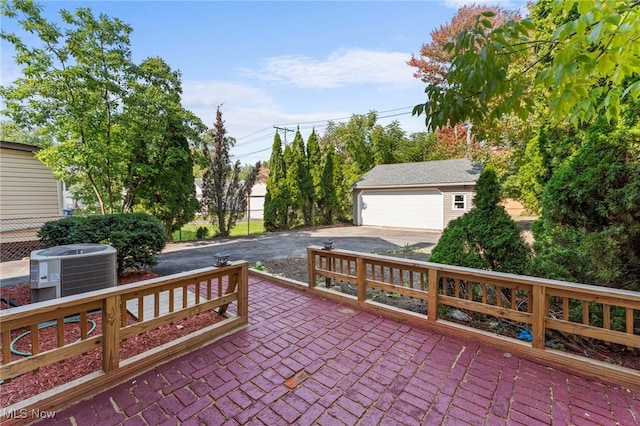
[{"xmin": 0, "ymin": 271, "xmax": 225, "ymax": 406}]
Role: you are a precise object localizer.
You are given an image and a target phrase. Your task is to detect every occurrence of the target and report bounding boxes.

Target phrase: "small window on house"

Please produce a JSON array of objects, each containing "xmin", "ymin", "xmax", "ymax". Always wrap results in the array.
[{"xmin": 453, "ymin": 194, "xmax": 466, "ymax": 210}]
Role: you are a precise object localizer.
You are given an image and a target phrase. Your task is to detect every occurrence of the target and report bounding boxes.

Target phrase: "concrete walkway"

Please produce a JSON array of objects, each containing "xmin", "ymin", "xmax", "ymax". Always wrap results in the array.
[{"xmin": 37, "ymin": 276, "xmax": 639, "ymax": 425}]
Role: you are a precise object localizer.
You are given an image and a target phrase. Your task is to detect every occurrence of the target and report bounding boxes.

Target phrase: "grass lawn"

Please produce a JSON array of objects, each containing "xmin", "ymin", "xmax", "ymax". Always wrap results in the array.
[{"xmin": 171, "ymin": 219, "xmax": 265, "ymax": 242}]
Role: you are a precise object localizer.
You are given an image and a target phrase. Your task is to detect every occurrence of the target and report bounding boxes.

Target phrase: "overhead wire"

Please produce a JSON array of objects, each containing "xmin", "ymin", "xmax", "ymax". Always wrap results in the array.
[{"xmin": 230, "ymin": 105, "xmax": 417, "ymax": 160}]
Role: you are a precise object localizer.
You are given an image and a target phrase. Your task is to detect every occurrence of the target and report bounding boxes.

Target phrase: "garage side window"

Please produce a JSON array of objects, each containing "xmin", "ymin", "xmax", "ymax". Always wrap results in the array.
[{"xmin": 453, "ymin": 194, "xmax": 466, "ymax": 210}]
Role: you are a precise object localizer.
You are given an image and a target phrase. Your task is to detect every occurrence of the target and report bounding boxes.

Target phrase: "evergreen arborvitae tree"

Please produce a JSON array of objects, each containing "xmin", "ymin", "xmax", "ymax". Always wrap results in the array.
[
  {"xmin": 283, "ymin": 144, "xmax": 301, "ymax": 227},
  {"xmin": 290, "ymin": 129, "xmax": 314, "ymax": 226},
  {"xmin": 430, "ymin": 166, "xmax": 531, "ymax": 274},
  {"xmin": 318, "ymin": 143, "xmax": 338, "ymax": 224},
  {"xmin": 264, "ymin": 133, "xmax": 289, "ymax": 231},
  {"xmin": 307, "ymin": 129, "xmax": 322, "ymax": 224},
  {"xmin": 332, "ymin": 150, "xmax": 351, "ymax": 221},
  {"xmin": 529, "ymin": 120, "xmax": 640, "ymax": 290},
  {"xmin": 201, "ymin": 107, "xmax": 259, "ymax": 237}
]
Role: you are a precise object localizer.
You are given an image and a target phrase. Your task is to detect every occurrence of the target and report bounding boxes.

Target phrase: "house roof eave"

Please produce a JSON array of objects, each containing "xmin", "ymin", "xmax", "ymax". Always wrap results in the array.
[{"xmin": 352, "ymin": 181, "xmax": 478, "ymax": 191}]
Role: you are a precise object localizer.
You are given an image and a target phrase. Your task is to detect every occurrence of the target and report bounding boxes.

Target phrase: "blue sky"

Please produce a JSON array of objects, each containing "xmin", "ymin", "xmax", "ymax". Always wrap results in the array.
[{"xmin": 1, "ymin": 1, "xmax": 527, "ymax": 164}]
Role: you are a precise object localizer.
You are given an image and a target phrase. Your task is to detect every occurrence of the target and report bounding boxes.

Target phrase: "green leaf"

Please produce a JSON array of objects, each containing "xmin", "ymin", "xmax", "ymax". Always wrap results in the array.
[
  {"xmin": 578, "ymin": 1, "xmax": 593, "ymax": 15},
  {"xmin": 622, "ymin": 80, "xmax": 640, "ymax": 99},
  {"xmin": 579, "ymin": 11, "xmax": 595, "ymax": 26},
  {"xmin": 520, "ymin": 19, "xmax": 535, "ymax": 30},
  {"xmin": 602, "ymin": 14, "xmax": 621, "ymax": 25},
  {"xmin": 588, "ymin": 21, "xmax": 604, "ymax": 45}
]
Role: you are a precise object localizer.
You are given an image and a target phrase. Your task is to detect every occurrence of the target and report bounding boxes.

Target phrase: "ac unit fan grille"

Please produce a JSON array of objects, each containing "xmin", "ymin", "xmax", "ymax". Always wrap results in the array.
[{"xmin": 61, "ymin": 253, "xmax": 116, "ymax": 297}]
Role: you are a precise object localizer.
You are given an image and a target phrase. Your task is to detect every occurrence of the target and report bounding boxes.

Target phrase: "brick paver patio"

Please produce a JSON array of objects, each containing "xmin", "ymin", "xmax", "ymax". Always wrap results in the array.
[{"xmin": 40, "ymin": 276, "xmax": 640, "ymax": 425}]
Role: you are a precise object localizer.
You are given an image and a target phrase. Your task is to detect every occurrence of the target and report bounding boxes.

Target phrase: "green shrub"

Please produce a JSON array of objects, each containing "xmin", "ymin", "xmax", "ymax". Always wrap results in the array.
[
  {"xmin": 430, "ymin": 166, "xmax": 531, "ymax": 274},
  {"xmin": 38, "ymin": 213, "xmax": 166, "ymax": 275},
  {"xmin": 195, "ymin": 226, "xmax": 209, "ymax": 240},
  {"xmin": 530, "ymin": 126, "xmax": 640, "ymax": 290}
]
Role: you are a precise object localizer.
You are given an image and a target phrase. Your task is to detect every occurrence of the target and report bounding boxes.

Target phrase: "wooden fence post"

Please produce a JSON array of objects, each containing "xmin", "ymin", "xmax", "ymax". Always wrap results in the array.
[
  {"xmin": 357, "ymin": 256, "xmax": 366, "ymax": 302},
  {"xmin": 532, "ymin": 285, "xmax": 547, "ymax": 349},
  {"xmin": 237, "ymin": 264, "xmax": 249, "ymax": 319},
  {"xmin": 427, "ymin": 269, "xmax": 439, "ymax": 322},
  {"xmin": 307, "ymin": 248, "xmax": 316, "ymax": 289},
  {"xmin": 102, "ymin": 295, "xmax": 120, "ymax": 373}
]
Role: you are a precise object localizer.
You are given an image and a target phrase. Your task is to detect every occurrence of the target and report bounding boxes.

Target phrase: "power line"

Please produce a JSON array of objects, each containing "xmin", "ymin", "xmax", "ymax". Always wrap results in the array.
[
  {"xmin": 232, "ymin": 105, "xmax": 415, "ymax": 142},
  {"xmin": 234, "ymin": 132, "xmax": 275, "ymax": 148},
  {"xmin": 284, "ymin": 110, "xmax": 413, "ymax": 133},
  {"xmin": 235, "ymin": 125, "xmax": 274, "ymax": 141},
  {"xmin": 272, "ymin": 106, "xmax": 414, "ymax": 128},
  {"xmin": 230, "ymin": 106, "xmax": 419, "ymax": 161},
  {"xmin": 273, "ymin": 125, "xmax": 294, "ymax": 144},
  {"xmin": 231, "ymin": 146, "xmax": 272, "ymax": 159}
]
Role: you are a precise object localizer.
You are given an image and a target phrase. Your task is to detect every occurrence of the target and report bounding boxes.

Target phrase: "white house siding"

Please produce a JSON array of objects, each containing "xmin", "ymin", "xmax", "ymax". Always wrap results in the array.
[
  {"xmin": 356, "ymin": 189, "xmax": 444, "ymax": 230},
  {"xmin": 0, "ymin": 143, "xmax": 62, "ymax": 259},
  {"xmin": 1, "ymin": 147, "xmax": 61, "ymax": 220},
  {"xmin": 248, "ymin": 182, "xmax": 266, "ymax": 219},
  {"xmin": 441, "ymin": 186, "xmax": 476, "ymax": 226}
]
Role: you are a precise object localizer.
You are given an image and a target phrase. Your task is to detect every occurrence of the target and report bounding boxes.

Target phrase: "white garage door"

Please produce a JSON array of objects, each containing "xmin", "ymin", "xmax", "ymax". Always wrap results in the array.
[{"xmin": 360, "ymin": 190, "xmax": 444, "ymax": 230}]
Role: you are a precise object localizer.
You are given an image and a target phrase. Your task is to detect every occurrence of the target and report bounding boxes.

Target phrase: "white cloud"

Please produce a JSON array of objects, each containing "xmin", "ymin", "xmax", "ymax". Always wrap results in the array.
[
  {"xmin": 258, "ymin": 48, "xmax": 415, "ymax": 89},
  {"xmin": 181, "ymin": 80, "xmax": 281, "ymax": 132},
  {"xmin": 182, "ymin": 80, "xmax": 274, "ymax": 108}
]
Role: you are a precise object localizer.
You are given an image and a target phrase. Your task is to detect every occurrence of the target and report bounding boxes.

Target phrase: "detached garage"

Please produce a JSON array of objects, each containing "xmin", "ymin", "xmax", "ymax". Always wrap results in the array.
[{"xmin": 352, "ymin": 158, "xmax": 483, "ymax": 231}]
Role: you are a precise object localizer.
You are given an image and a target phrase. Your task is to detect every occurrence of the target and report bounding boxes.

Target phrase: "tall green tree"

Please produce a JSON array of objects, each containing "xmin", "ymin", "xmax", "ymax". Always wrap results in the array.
[
  {"xmin": 327, "ymin": 111, "xmax": 377, "ymax": 180},
  {"xmin": 1, "ymin": 1, "xmax": 203, "ymax": 214},
  {"xmin": 529, "ymin": 117, "xmax": 640, "ymax": 290},
  {"xmin": 119, "ymin": 56, "xmax": 204, "ymax": 211},
  {"xmin": 283, "ymin": 143, "xmax": 301, "ymax": 227},
  {"xmin": 319, "ymin": 129, "xmax": 352, "ymax": 221},
  {"xmin": 290, "ymin": 129, "xmax": 314, "ymax": 226},
  {"xmin": 201, "ymin": 107, "xmax": 259, "ymax": 237},
  {"xmin": 0, "ymin": 121, "xmax": 47, "ymax": 146},
  {"xmin": 322, "ymin": 111, "xmax": 394, "ymax": 220},
  {"xmin": 407, "ymin": 4, "xmax": 521, "ymax": 86},
  {"xmin": 307, "ymin": 129, "xmax": 323, "ymax": 223},
  {"xmin": 394, "ymin": 132, "xmax": 435, "ymax": 163},
  {"xmin": 408, "ymin": 2, "xmax": 530, "ymax": 156},
  {"xmin": 317, "ymin": 144, "xmax": 339, "ymax": 225},
  {"xmin": 264, "ymin": 132, "xmax": 289, "ymax": 231},
  {"xmin": 413, "ymin": 0, "xmax": 640, "ymax": 131},
  {"xmin": 136, "ymin": 119, "xmax": 200, "ymax": 241},
  {"xmin": 513, "ymin": 136, "xmax": 546, "ymax": 214},
  {"xmin": 371, "ymin": 121, "xmax": 403, "ymax": 165}
]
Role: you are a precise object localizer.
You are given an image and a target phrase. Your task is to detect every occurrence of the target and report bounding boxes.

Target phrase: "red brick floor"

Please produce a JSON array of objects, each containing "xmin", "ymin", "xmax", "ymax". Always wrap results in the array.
[{"xmin": 39, "ymin": 276, "xmax": 640, "ymax": 425}]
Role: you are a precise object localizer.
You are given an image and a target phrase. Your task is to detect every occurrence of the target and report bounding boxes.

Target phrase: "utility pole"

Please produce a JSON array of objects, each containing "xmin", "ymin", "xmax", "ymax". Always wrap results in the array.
[{"xmin": 273, "ymin": 126, "xmax": 294, "ymax": 144}]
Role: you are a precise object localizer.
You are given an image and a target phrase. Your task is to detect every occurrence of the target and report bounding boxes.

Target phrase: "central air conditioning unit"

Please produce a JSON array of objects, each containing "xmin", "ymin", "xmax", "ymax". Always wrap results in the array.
[{"xmin": 29, "ymin": 243, "xmax": 117, "ymax": 303}]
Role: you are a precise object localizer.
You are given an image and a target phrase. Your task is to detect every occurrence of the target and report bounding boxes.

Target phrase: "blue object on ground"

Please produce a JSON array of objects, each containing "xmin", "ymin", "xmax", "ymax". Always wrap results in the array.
[{"xmin": 518, "ymin": 329, "xmax": 533, "ymax": 342}]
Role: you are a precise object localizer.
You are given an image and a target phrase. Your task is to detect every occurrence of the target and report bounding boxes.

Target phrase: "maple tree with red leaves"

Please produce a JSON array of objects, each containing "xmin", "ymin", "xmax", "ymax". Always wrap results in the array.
[
  {"xmin": 431, "ymin": 120, "xmax": 472, "ymax": 159},
  {"xmin": 407, "ymin": 4, "xmax": 521, "ymax": 86},
  {"xmin": 407, "ymin": 4, "xmax": 522, "ymax": 160}
]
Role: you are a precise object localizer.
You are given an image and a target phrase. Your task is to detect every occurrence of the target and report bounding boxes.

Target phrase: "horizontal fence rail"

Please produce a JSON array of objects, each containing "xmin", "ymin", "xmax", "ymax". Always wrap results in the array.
[
  {"xmin": 0, "ymin": 262, "xmax": 249, "ymax": 422},
  {"xmin": 306, "ymin": 246, "xmax": 640, "ymax": 390}
]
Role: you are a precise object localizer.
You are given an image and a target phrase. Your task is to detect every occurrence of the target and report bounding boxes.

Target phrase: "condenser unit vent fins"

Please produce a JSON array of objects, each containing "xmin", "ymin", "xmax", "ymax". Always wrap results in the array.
[{"xmin": 61, "ymin": 252, "xmax": 117, "ymax": 297}]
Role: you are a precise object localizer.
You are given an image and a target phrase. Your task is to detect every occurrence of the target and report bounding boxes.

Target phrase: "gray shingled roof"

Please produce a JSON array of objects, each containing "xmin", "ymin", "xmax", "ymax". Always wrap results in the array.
[{"xmin": 352, "ymin": 158, "xmax": 483, "ymax": 188}]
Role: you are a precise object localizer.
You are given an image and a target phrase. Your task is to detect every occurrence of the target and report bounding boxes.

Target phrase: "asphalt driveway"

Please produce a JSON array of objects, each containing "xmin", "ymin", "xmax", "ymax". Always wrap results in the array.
[
  {"xmin": 0, "ymin": 225, "xmax": 441, "ymax": 285},
  {"xmin": 152, "ymin": 225, "xmax": 441, "ymax": 276}
]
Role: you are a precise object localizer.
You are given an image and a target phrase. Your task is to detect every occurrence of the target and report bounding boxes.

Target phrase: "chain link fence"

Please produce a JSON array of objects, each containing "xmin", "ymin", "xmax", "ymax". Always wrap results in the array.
[{"xmin": 0, "ymin": 216, "xmax": 63, "ymax": 261}]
